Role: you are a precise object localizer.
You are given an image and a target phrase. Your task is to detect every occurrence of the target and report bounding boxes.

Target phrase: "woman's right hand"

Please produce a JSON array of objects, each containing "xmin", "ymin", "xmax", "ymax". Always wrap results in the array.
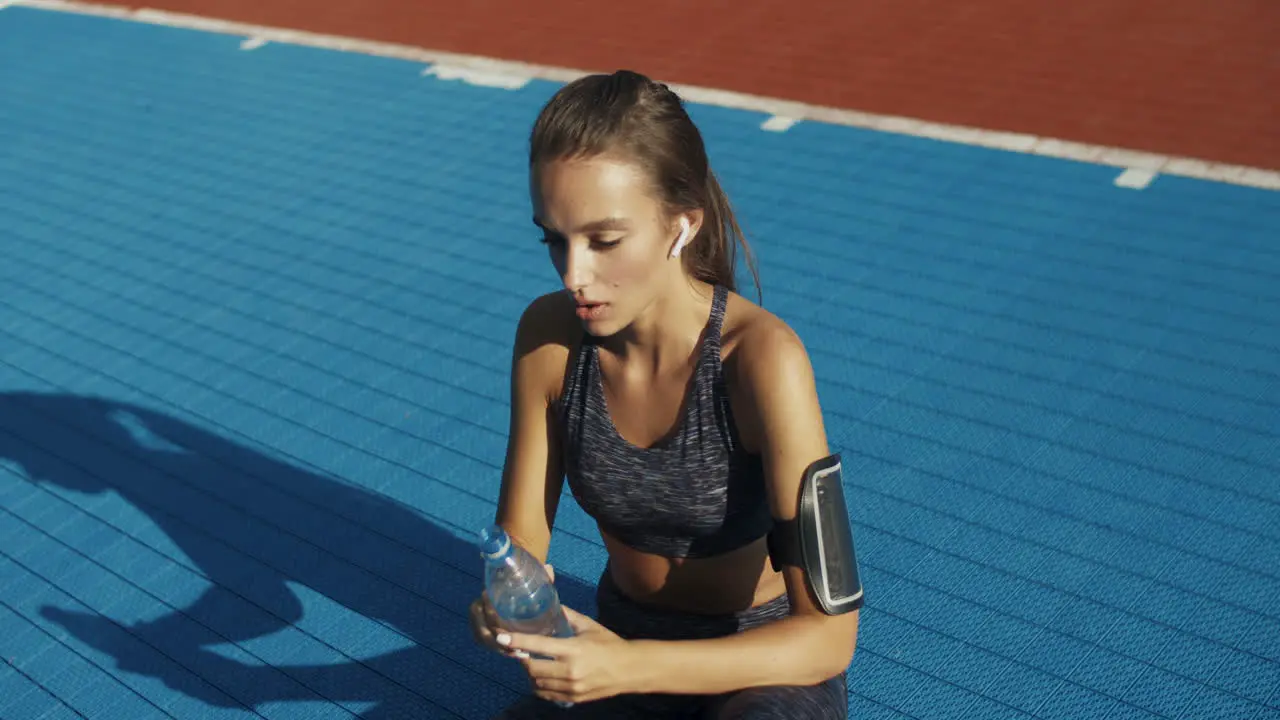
[
  {"xmin": 470, "ymin": 564, "xmax": 554, "ymax": 656},
  {"xmin": 469, "ymin": 592, "xmax": 509, "ymax": 654}
]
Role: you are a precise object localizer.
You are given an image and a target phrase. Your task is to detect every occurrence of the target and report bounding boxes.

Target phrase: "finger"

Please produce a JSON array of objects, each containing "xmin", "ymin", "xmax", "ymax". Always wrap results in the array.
[
  {"xmin": 544, "ymin": 563, "xmax": 555, "ymax": 582},
  {"xmin": 469, "ymin": 602, "xmax": 520, "ymax": 656},
  {"xmin": 531, "ymin": 679, "xmax": 584, "ymax": 706},
  {"xmin": 470, "ymin": 609, "xmax": 497, "ymax": 636},
  {"xmin": 497, "ymin": 631, "xmax": 570, "ymax": 659},
  {"xmin": 533, "ymin": 681, "xmax": 604, "ymax": 705},
  {"xmin": 532, "ymin": 677, "xmax": 575, "ymax": 695},
  {"xmin": 472, "ymin": 594, "xmax": 496, "ymax": 616},
  {"xmin": 469, "ymin": 604, "xmax": 495, "ymax": 642},
  {"xmin": 474, "ymin": 601, "xmax": 507, "ymax": 636},
  {"xmin": 522, "ymin": 656, "xmax": 571, "ymax": 681},
  {"xmin": 534, "ymin": 688, "xmax": 574, "ymax": 705}
]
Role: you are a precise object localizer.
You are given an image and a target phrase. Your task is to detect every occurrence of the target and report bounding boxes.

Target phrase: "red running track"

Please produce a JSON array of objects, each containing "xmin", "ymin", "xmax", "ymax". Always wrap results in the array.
[{"xmin": 106, "ymin": 0, "xmax": 1279, "ymax": 169}]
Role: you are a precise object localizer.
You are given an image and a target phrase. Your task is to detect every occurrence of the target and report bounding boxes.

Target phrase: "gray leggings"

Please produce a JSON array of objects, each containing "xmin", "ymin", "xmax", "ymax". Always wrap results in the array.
[{"xmin": 491, "ymin": 570, "xmax": 849, "ymax": 719}]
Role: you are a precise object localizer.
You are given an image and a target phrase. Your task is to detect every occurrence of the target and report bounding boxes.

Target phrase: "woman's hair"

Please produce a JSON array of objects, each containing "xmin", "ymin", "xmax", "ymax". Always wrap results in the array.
[{"xmin": 529, "ymin": 70, "xmax": 761, "ymax": 300}]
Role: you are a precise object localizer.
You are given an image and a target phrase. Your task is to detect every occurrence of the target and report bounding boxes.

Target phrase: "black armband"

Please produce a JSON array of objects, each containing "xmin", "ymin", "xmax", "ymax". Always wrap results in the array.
[{"xmin": 766, "ymin": 453, "xmax": 864, "ymax": 615}]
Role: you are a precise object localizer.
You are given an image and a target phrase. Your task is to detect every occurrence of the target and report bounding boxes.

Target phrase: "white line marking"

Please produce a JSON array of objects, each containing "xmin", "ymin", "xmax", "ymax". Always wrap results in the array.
[
  {"xmin": 15, "ymin": 0, "xmax": 132, "ymax": 17},
  {"xmin": 1099, "ymin": 148, "xmax": 1167, "ymax": 171},
  {"xmin": 1028, "ymin": 139, "xmax": 1107, "ymax": 163},
  {"xmin": 1239, "ymin": 168, "xmax": 1280, "ymax": 191},
  {"xmin": 239, "ymin": 36, "xmax": 266, "ymax": 51},
  {"xmin": 13, "ymin": 0, "xmax": 1280, "ymax": 191},
  {"xmin": 422, "ymin": 62, "xmax": 530, "ymax": 90},
  {"xmin": 760, "ymin": 115, "xmax": 799, "ymax": 132},
  {"xmin": 1114, "ymin": 167, "xmax": 1157, "ymax": 190}
]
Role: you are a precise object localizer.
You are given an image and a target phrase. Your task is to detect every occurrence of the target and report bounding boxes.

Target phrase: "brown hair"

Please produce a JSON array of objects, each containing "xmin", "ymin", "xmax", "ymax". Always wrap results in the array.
[{"xmin": 529, "ymin": 69, "xmax": 761, "ymax": 301}]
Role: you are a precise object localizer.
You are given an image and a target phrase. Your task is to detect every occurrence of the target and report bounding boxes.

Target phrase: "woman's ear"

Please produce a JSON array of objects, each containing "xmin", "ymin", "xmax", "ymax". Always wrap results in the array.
[{"xmin": 668, "ymin": 210, "xmax": 705, "ymax": 259}]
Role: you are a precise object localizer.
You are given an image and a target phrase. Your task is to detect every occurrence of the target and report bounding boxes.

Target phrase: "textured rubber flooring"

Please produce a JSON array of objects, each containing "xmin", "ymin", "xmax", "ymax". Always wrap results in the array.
[{"xmin": 1, "ymin": 7, "xmax": 1278, "ymax": 720}]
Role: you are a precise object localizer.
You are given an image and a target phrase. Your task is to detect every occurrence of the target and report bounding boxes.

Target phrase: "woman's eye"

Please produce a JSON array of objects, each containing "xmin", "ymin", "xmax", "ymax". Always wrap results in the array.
[{"xmin": 537, "ymin": 233, "xmax": 621, "ymax": 249}]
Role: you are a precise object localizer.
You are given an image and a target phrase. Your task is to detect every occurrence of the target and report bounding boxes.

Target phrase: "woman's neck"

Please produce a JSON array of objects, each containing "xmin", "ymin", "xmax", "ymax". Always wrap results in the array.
[{"xmin": 599, "ymin": 278, "xmax": 715, "ymax": 376}]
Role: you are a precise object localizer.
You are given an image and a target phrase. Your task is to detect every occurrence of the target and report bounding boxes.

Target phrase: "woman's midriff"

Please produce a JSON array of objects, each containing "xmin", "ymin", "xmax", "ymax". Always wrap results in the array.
[{"xmin": 601, "ymin": 531, "xmax": 789, "ymax": 615}]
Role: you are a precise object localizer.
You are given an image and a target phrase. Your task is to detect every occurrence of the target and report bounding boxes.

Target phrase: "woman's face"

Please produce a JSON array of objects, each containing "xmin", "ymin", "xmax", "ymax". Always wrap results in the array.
[{"xmin": 531, "ymin": 154, "xmax": 686, "ymax": 337}]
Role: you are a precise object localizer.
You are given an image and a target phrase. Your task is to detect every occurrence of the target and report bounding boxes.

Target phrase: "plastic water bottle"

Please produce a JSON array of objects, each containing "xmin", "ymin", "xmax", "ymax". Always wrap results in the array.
[
  {"xmin": 478, "ymin": 524, "xmax": 575, "ymax": 645},
  {"xmin": 479, "ymin": 525, "xmax": 576, "ymax": 708}
]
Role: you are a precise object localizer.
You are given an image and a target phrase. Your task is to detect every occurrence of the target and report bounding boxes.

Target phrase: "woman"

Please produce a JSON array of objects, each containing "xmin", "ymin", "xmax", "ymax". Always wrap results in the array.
[{"xmin": 470, "ymin": 69, "xmax": 859, "ymax": 718}]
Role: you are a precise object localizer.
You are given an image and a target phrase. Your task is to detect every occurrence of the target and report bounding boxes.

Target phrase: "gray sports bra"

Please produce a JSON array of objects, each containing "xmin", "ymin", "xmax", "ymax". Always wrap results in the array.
[{"xmin": 556, "ymin": 285, "xmax": 772, "ymax": 558}]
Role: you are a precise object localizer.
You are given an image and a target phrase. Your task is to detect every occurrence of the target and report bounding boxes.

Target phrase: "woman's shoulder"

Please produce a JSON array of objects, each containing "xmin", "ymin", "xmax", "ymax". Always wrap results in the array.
[
  {"xmin": 720, "ymin": 289, "xmax": 811, "ymax": 379},
  {"xmin": 516, "ymin": 290, "xmax": 577, "ymax": 340},
  {"xmin": 720, "ymin": 289, "xmax": 829, "ymax": 462},
  {"xmin": 513, "ymin": 290, "xmax": 580, "ymax": 405},
  {"xmin": 718, "ymin": 288, "xmax": 825, "ymax": 446}
]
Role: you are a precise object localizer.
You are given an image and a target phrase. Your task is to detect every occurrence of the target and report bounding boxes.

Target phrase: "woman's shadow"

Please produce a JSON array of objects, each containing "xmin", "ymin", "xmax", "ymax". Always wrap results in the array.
[{"xmin": 0, "ymin": 391, "xmax": 596, "ymax": 719}]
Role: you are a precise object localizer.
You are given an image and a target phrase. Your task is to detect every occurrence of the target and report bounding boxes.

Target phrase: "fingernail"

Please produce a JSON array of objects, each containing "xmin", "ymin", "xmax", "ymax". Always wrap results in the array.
[
  {"xmin": 495, "ymin": 633, "xmax": 510, "ymax": 646},
  {"xmin": 513, "ymin": 650, "xmax": 529, "ymax": 660}
]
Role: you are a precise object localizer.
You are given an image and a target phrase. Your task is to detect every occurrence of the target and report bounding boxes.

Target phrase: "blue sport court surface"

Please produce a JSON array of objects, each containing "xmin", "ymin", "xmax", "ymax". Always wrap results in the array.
[{"xmin": 2, "ymin": 6, "xmax": 1279, "ymax": 720}]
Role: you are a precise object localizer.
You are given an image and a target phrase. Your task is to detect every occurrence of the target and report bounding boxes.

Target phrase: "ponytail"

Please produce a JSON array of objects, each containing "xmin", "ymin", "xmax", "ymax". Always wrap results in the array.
[{"xmin": 683, "ymin": 169, "xmax": 761, "ymax": 302}]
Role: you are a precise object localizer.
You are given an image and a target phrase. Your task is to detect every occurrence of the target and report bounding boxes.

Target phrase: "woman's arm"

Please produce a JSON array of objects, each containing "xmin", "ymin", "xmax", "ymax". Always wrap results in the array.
[
  {"xmin": 626, "ymin": 317, "xmax": 859, "ymax": 693},
  {"xmin": 493, "ymin": 292, "xmax": 572, "ymax": 563}
]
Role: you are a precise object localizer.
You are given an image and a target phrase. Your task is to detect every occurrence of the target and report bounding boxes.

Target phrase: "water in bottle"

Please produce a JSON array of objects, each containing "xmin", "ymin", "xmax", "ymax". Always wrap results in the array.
[{"xmin": 478, "ymin": 524, "xmax": 575, "ymax": 645}]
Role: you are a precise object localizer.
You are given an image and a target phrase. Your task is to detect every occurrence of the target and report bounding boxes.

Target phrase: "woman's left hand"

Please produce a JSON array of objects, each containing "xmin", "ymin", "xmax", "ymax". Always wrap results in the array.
[{"xmin": 496, "ymin": 607, "xmax": 640, "ymax": 704}]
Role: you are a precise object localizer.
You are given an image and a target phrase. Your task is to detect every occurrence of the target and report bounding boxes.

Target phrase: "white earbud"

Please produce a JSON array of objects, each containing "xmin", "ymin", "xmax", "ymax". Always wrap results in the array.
[{"xmin": 669, "ymin": 217, "xmax": 692, "ymax": 258}]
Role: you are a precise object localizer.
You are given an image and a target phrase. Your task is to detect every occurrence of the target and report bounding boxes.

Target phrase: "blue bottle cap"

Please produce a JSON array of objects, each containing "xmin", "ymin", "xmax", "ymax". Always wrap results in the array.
[{"xmin": 478, "ymin": 524, "xmax": 511, "ymax": 560}]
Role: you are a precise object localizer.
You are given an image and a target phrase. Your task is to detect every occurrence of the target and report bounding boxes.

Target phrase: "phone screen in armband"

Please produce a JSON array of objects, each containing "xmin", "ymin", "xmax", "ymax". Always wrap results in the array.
[{"xmin": 807, "ymin": 458, "xmax": 863, "ymax": 613}]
